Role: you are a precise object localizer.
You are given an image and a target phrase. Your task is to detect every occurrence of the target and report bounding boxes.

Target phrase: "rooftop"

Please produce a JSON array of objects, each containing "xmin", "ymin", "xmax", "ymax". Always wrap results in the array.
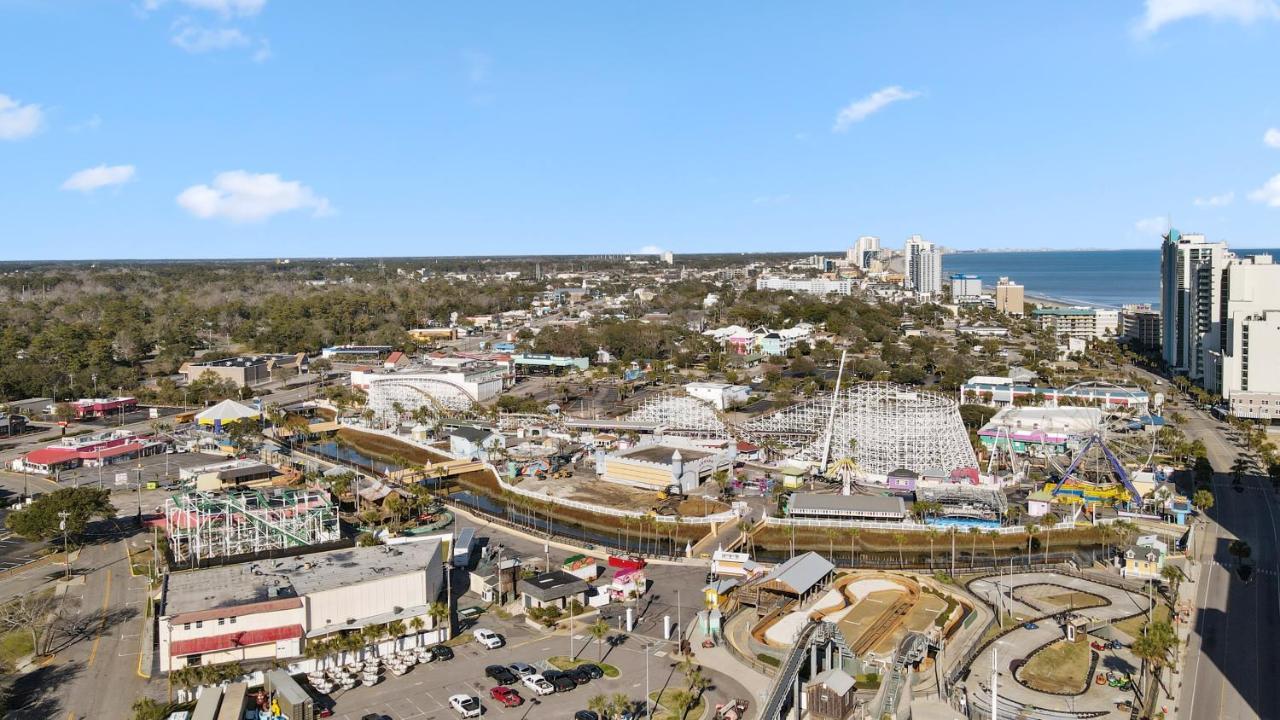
[
  {"xmin": 757, "ymin": 551, "xmax": 834, "ymax": 595},
  {"xmin": 619, "ymin": 446, "xmax": 712, "ymax": 464},
  {"xmin": 164, "ymin": 540, "xmax": 441, "ymax": 618},
  {"xmin": 518, "ymin": 570, "xmax": 591, "ymax": 602},
  {"xmin": 789, "ymin": 493, "xmax": 906, "ymax": 515}
]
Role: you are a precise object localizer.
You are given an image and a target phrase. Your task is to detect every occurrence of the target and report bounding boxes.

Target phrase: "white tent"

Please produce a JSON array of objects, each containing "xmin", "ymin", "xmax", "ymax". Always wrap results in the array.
[{"xmin": 195, "ymin": 399, "xmax": 261, "ymax": 428}]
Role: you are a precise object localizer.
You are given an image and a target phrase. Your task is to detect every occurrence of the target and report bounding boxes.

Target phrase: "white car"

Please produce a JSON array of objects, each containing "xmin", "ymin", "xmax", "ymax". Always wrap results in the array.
[
  {"xmin": 522, "ymin": 674, "xmax": 555, "ymax": 696},
  {"xmin": 473, "ymin": 628, "xmax": 504, "ymax": 649},
  {"xmin": 449, "ymin": 694, "xmax": 482, "ymax": 718}
]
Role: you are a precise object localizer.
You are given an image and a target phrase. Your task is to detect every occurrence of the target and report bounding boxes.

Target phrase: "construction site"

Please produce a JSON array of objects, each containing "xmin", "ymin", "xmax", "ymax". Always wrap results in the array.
[{"xmin": 162, "ymin": 487, "xmax": 343, "ymax": 565}]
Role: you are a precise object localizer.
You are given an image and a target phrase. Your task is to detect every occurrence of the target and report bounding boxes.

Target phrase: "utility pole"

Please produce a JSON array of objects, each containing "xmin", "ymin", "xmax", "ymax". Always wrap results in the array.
[{"xmin": 58, "ymin": 510, "xmax": 71, "ymax": 579}]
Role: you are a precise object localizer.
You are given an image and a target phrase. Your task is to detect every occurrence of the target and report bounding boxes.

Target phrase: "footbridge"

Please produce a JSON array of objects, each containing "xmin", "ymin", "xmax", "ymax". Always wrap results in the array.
[{"xmin": 758, "ymin": 620, "xmax": 854, "ymax": 720}]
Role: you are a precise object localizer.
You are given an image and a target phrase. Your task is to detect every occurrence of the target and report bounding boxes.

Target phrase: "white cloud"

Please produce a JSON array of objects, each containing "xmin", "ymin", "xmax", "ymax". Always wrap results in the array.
[
  {"xmin": 638, "ymin": 245, "xmax": 667, "ymax": 255},
  {"xmin": 252, "ymin": 39, "xmax": 272, "ymax": 63},
  {"xmin": 1135, "ymin": 216, "xmax": 1171, "ymax": 235},
  {"xmin": 171, "ymin": 23, "xmax": 250, "ymax": 53},
  {"xmin": 1265, "ymin": 128, "xmax": 1280, "ymax": 148},
  {"xmin": 70, "ymin": 114, "xmax": 103, "ymax": 133},
  {"xmin": 1194, "ymin": 191, "xmax": 1235, "ymax": 206},
  {"xmin": 1135, "ymin": 0, "xmax": 1280, "ymax": 37},
  {"xmin": 61, "ymin": 164, "xmax": 137, "ymax": 192},
  {"xmin": 833, "ymin": 86, "xmax": 921, "ymax": 132},
  {"xmin": 0, "ymin": 93, "xmax": 43, "ymax": 140},
  {"xmin": 177, "ymin": 171, "xmax": 332, "ymax": 222},
  {"xmin": 1249, "ymin": 173, "xmax": 1280, "ymax": 207},
  {"xmin": 146, "ymin": 0, "xmax": 266, "ymax": 17}
]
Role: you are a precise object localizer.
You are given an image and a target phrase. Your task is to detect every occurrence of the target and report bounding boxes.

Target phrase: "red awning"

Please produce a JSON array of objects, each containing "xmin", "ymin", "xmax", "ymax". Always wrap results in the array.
[
  {"xmin": 170, "ymin": 624, "xmax": 303, "ymax": 657},
  {"xmin": 79, "ymin": 442, "xmax": 147, "ymax": 460}
]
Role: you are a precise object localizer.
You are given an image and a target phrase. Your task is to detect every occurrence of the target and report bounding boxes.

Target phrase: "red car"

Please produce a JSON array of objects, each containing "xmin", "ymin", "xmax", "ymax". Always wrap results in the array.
[{"xmin": 490, "ymin": 686, "xmax": 523, "ymax": 707}]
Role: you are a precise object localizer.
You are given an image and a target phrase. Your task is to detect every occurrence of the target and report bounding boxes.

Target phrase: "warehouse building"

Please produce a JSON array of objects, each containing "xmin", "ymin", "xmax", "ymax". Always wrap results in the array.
[{"xmin": 158, "ymin": 541, "xmax": 445, "ymax": 673}]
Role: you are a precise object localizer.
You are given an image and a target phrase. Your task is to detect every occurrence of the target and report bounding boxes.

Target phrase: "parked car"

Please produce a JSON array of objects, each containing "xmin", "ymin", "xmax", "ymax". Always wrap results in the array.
[
  {"xmin": 522, "ymin": 674, "xmax": 556, "ymax": 696},
  {"xmin": 428, "ymin": 644, "xmax": 454, "ymax": 662},
  {"xmin": 485, "ymin": 664, "xmax": 518, "ymax": 685},
  {"xmin": 565, "ymin": 666, "xmax": 593, "ymax": 685},
  {"xmin": 474, "ymin": 628, "xmax": 505, "ymax": 649},
  {"xmin": 1090, "ymin": 641, "xmax": 1109, "ymax": 651},
  {"xmin": 449, "ymin": 695, "xmax": 482, "ymax": 718},
  {"xmin": 1022, "ymin": 622, "xmax": 1038, "ymax": 630},
  {"xmin": 577, "ymin": 663, "xmax": 604, "ymax": 680},
  {"xmin": 543, "ymin": 670, "xmax": 577, "ymax": 692},
  {"xmin": 490, "ymin": 686, "xmax": 523, "ymax": 707},
  {"xmin": 509, "ymin": 662, "xmax": 539, "ymax": 678}
]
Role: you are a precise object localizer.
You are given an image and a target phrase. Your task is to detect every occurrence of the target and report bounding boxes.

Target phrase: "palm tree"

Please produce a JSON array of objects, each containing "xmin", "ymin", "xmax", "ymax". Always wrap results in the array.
[
  {"xmin": 588, "ymin": 618, "xmax": 610, "ymax": 661},
  {"xmin": 969, "ymin": 526, "xmax": 981, "ymax": 565},
  {"xmin": 386, "ymin": 619, "xmax": 407, "ymax": 652},
  {"xmin": 925, "ymin": 528, "xmax": 939, "ymax": 567},
  {"xmin": 1040, "ymin": 514, "xmax": 1057, "ymax": 563},
  {"xmin": 428, "ymin": 601, "xmax": 450, "ymax": 638},
  {"xmin": 825, "ymin": 527, "xmax": 840, "ymax": 563},
  {"xmin": 410, "ymin": 616, "xmax": 426, "ymax": 647},
  {"xmin": 848, "ymin": 526, "xmax": 861, "ymax": 566},
  {"xmin": 1024, "ymin": 522, "xmax": 1038, "ymax": 566},
  {"xmin": 1161, "ymin": 564, "xmax": 1182, "ymax": 601},
  {"xmin": 986, "ymin": 530, "xmax": 999, "ymax": 565},
  {"xmin": 892, "ymin": 533, "xmax": 907, "ymax": 568},
  {"xmin": 588, "ymin": 694, "xmax": 611, "ymax": 720}
]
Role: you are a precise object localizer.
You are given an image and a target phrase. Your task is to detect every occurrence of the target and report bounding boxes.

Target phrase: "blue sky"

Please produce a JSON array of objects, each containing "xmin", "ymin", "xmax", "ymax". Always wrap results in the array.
[{"xmin": 2, "ymin": 1, "xmax": 1280, "ymax": 260}]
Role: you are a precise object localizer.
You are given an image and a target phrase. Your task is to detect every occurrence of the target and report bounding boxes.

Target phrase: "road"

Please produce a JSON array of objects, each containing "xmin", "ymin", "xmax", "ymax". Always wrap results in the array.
[
  {"xmin": 1173, "ymin": 403, "xmax": 1280, "ymax": 720},
  {"xmin": 7, "ymin": 525, "xmax": 153, "ymax": 720}
]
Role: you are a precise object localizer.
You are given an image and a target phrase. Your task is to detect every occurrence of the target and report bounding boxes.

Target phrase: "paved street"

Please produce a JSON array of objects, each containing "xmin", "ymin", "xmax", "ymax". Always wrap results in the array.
[
  {"xmin": 7, "ymin": 524, "xmax": 153, "ymax": 720},
  {"xmin": 1164, "ymin": 400, "xmax": 1280, "ymax": 720}
]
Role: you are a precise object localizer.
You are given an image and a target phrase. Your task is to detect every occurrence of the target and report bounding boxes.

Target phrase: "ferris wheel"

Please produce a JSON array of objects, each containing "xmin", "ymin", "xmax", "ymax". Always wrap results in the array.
[{"xmin": 1045, "ymin": 383, "xmax": 1159, "ymax": 505}]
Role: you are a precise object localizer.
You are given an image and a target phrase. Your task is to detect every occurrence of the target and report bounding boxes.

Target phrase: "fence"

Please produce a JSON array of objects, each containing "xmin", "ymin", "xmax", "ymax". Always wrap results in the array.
[{"xmin": 762, "ymin": 515, "xmax": 1077, "ymax": 534}]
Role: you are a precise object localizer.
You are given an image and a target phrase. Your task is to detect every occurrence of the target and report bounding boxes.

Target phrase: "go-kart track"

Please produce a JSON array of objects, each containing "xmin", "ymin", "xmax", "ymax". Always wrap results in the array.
[{"xmin": 961, "ymin": 571, "xmax": 1153, "ymax": 720}]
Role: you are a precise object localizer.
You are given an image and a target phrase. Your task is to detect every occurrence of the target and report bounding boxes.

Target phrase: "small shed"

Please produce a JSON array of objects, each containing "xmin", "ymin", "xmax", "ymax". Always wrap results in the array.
[
  {"xmin": 519, "ymin": 570, "xmax": 591, "ymax": 610},
  {"xmin": 805, "ymin": 667, "xmax": 858, "ymax": 720}
]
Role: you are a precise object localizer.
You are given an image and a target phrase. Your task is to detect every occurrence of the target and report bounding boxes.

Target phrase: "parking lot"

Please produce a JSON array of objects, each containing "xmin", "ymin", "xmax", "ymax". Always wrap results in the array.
[{"xmin": 326, "ymin": 612, "xmax": 685, "ymax": 720}]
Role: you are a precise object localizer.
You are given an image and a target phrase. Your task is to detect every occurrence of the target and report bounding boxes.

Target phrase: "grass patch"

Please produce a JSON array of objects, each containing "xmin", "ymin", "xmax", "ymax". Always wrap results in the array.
[
  {"xmin": 548, "ymin": 655, "xmax": 620, "ymax": 677},
  {"xmin": 1019, "ymin": 638, "xmax": 1092, "ymax": 694},
  {"xmin": 337, "ymin": 428, "xmax": 452, "ymax": 465},
  {"xmin": 855, "ymin": 673, "xmax": 881, "ymax": 690},
  {"xmin": 0, "ymin": 629, "xmax": 34, "ymax": 671},
  {"xmin": 444, "ymin": 633, "xmax": 475, "ymax": 648},
  {"xmin": 756, "ymin": 653, "xmax": 780, "ymax": 667},
  {"xmin": 648, "ymin": 689, "xmax": 706, "ymax": 720},
  {"xmin": 921, "ymin": 585, "xmax": 960, "ymax": 628},
  {"xmin": 1113, "ymin": 601, "xmax": 1171, "ymax": 639},
  {"xmin": 977, "ymin": 613, "xmax": 1031, "ymax": 647}
]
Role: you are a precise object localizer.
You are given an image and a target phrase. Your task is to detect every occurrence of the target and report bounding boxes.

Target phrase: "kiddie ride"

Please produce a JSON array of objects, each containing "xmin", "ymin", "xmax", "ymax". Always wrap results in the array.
[{"xmin": 1095, "ymin": 671, "xmax": 1133, "ymax": 689}]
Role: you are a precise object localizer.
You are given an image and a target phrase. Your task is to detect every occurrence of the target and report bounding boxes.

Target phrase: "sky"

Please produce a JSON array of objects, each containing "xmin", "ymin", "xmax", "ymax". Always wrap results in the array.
[{"xmin": 2, "ymin": 1, "xmax": 1280, "ymax": 260}]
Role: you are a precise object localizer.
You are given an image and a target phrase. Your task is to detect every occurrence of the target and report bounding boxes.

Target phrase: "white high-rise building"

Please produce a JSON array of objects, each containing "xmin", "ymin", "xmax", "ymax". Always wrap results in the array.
[
  {"xmin": 1160, "ymin": 229, "xmax": 1230, "ymax": 382},
  {"xmin": 1205, "ymin": 254, "xmax": 1280, "ymax": 410},
  {"xmin": 848, "ymin": 236, "xmax": 881, "ymax": 269},
  {"xmin": 904, "ymin": 235, "xmax": 942, "ymax": 298}
]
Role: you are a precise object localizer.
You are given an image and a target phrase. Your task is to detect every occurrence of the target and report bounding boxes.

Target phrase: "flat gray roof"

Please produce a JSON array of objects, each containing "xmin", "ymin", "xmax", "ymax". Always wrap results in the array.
[
  {"xmin": 518, "ymin": 570, "xmax": 590, "ymax": 602},
  {"xmin": 165, "ymin": 540, "xmax": 441, "ymax": 617},
  {"xmin": 789, "ymin": 493, "xmax": 905, "ymax": 515}
]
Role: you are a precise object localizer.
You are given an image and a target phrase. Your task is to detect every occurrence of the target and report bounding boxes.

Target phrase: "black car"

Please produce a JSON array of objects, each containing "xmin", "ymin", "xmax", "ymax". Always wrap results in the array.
[
  {"xmin": 542, "ymin": 670, "xmax": 577, "ymax": 692},
  {"xmin": 430, "ymin": 644, "xmax": 454, "ymax": 661},
  {"xmin": 485, "ymin": 664, "xmax": 518, "ymax": 685},
  {"xmin": 577, "ymin": 663, "xmax": 604, "ymax": 680},
  {"xmin": 575, "ymin": 712, "xmax": 599, "ymax": 720},
  {"xmin": 565, "ymin": 666, "xmax": 592, "ymax": 685}
]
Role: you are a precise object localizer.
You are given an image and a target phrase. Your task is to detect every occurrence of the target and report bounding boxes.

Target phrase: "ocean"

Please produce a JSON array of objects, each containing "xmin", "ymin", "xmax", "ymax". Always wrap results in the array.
[{"xmin": 942, "ymin": 248, "xmax": 1280, "ymax": 309}]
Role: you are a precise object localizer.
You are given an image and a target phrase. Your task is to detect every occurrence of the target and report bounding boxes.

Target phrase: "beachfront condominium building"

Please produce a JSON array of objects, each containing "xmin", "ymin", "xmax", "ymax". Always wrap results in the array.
[
  {"xmin": 1032, "ymin": 306, "xmax": 1118, "ymax": 341},
  {"xmin": 848, "ymin": 235, "xmax": 881, "ymax": 269},
  {"xmin": 904, "ymin": 235, "xmax": 942, "ymax": 298},
  {"xmin": 1161, "ymin": 229, "xmax": 1230, "ymax": 382},
  {"xmin": 1203, "ymin": 254, "xmax": 1280, "ymax": 417},
  {"xmin": 949, "ymin": 274, "xmax": 984, "ymax": 304},
  {"xmin": 1120, "ymin": 304, "xmax": 1162, "ymax": 350},
  {"xmin": 755, "ymin": 275, "xmax": 853, "ymax": 296},
  {"xmin": 994, "ymin": 277, "xmax": 1025, "ymax": 317}
]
